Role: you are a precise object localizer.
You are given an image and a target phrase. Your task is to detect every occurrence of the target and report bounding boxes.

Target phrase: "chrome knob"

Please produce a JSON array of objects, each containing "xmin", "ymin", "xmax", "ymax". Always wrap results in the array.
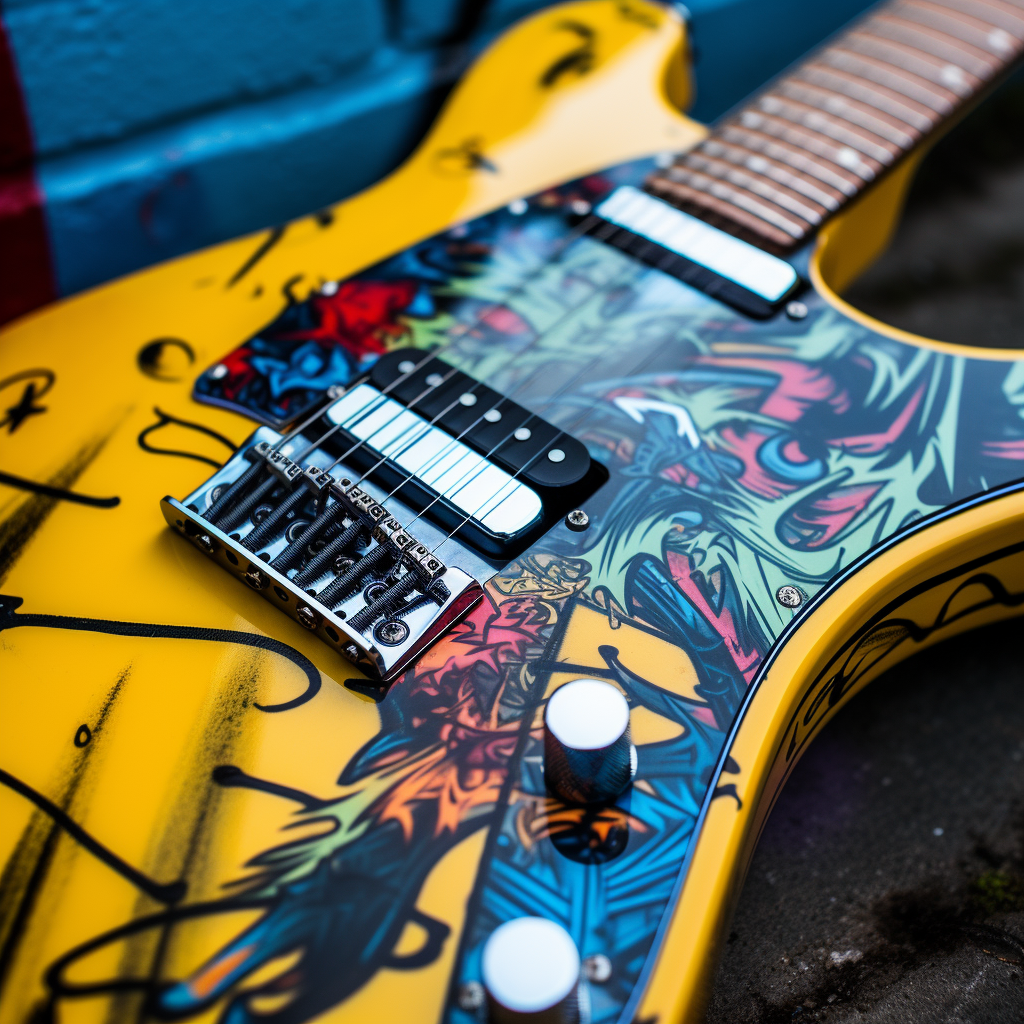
[
  {"xmin": 544, "ymin": 678, "xmax": 634, "ymax": 804},
  {"xmin": 481, "ymin": 917, "xmax": 581, "ymax": 1024}
]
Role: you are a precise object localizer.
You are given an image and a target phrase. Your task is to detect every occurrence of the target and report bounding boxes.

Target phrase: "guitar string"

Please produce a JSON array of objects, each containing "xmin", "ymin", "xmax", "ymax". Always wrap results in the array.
[
  {"xmin": 304, "ymin": 192, "xmax": 668, "ymax": 504},
  {"xmin": 244, "ymin": 189, "xmax": 680, "ymax": 556},
  {"xmin": 303, "ymin": 192, "xmax": 688, "ymax": 550},
  {"xmin": 428, "ymin": 321, "xmax": 683, "ymax": 555},
  {"xmin": 300, "ymin": 210, "xmax": 632, "ymax": 474},
  {"xmin": 274, "ymin": 187, "xmax": 663, "ymax": 474},
  {"xmin": 267, "ymin": 201, "xmax": 613, "ymax": 462},
  {"xmin": 340, "ymin": 226, "xmax": 652, "ymax": 510},
  {"xmin": 407, "ymin": 228, "xmax": 700, "ymax": 549}
]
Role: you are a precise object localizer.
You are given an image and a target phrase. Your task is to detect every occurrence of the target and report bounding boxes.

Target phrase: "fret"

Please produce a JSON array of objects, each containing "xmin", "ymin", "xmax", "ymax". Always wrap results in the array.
[
  {"xmin": 756, "ymin": 94, "xmax": 900, "ymax": 163},
  {"xmin": 644, "ymin": 0, "xmax": 1024, "ymax": 256},
  {"xmin": 822, "ymin": 47, "xmax": 958, "ymax": 112},
  {"xmin": 645, "ymin": 177, "xmax": 798, "ymax": 250},
  {"xmin": 735, "ymin": 110, "xmax": 882, "ymax": 179},
  {"xmin": 867, "ymin": 14, "xmax": 1003, "ymax": 76},
  {"xmin": 716, "ymin": 125, "xmax": 863, "ymax": 195},
  {"xmin": 893, "ymin": 1, "xmax": 1023, "ymax": 56},
  {"xmin": 797, "ymin": 63, "xmax": 940, "ymax": 130},
  {"xmin": 677, "ymin": 151, "xmax": 829, "ymax": 222},
  {"xmin": 659, "ymin": 165, "xmax": 812, "ymax": 236},
  {"xmin": 930, "ymin": 0, "xmax": 1024, "ymax": 36},
  {"xmin": 773, "ymin": 79, "xmax": 921, "ymax": 145},
  {"xmin": 843, "ymin": 31, "xmax": 980, "ymax": 94},
  {"xmin": 700, "ymin": 138, "xmax": 845, "ymax": 209}
]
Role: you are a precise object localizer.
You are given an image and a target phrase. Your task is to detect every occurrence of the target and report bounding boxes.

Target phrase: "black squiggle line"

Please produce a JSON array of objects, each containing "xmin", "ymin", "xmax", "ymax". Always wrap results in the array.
[
  {"xmin": 137, "ymin": 339, "xmax": 195, "ymax": 382},
  {"xmin": 226, "ymin": 226, "xmax": 286, "ymax": 288},
  {"xmin": 0, "ymin": 768, "xmax": 185, "ymax": 905},
  {"xmin": 0, "ymin": 470, "xmax": 120, "ymax": 508},
  {"xmin": 137, "ymin": 407, "xmax": 238, "ymax": 468},
  {"xmin": 0, "ymin": 368, "xmax": 55, "ymax": 398},
  {"xmin": 43, "ymin": 898, "xmax": 271, "ymax": 1001},
  {"xmin": 212, "ymin": 765, "xmax": 330, "ymax": 810},
  {"xmin": 540, "ymin": 20, "xmax": 596, "ymax": 87},
  {"xmin": 784, "ymin": 570, "xmax": 1024, "ymax": 767},
  {"xmin": 712, "ymin": 783, "xmax": 742, "ymax": 809},
  {"xmin": 806, "ymin": 572, "xmax": 1024, "ymax": 728},
  {"xmin": 0, "ymin": 596, "xmax": 321, "ymax": 713}
]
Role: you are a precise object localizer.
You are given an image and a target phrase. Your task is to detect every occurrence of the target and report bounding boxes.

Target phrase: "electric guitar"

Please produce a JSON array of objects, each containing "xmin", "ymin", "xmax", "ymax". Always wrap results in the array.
[{"xmin": 2, "ymin": 2, "xmax": 1022, "ymax": 1022}]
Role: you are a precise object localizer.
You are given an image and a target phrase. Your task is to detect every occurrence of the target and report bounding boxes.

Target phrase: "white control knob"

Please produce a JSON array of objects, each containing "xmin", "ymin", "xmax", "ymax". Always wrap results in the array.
[
  {"xmin": 544, "ymin": 678, "xmax": 634, "ymax": 804},
  {"xmin": 481, "ymin": 917, "xmax": 581, "ymax": 1024}
]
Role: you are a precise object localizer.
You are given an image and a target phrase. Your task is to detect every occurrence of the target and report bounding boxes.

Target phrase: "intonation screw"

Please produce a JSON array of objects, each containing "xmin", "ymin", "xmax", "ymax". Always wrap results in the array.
[
  {"xmin": 785, "ymin": 300, "xmax": 808, "ymax": 320},
  {"xmin": 582, "ymin": 954, "xmax": 612, "ymax": 984},
  {"xmin": 776, "ymin": 585, "xmax": 804, "ymax": 609},
  {"xmin": 456, "ymin": 981, "xmax": 485, "ymax": 1011},
  {"xmin": 209, "ymin": 363, "xmax": 229, "ymax": 379},
  {"xmin": 565, "ymin": 509, "xmax": 589, "ymax": 532},
  {"xmin": 245, "ymin": 565, "xmax": 268, "ymax": 590},
  {"xmin": 296, "ymin": 605, "xmax": 319, "ymax": 630}
]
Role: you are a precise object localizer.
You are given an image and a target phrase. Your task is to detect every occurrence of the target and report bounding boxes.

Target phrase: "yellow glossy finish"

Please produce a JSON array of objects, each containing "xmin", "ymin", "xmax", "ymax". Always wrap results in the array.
[
  {"xmin": 638, "ymin": 488, "xmax": 1024, "ymax": 1023},
  {"xmin": 0, "ymin": 4, "xmax": 700, "ymax": 1023},
  {"xmin": 811, "ymin": 153, "xmax": 1023, "ymax": 363},
  {"xmin": 3, "ymin": 2, "xmax": 1023, "ymax": 1022}
]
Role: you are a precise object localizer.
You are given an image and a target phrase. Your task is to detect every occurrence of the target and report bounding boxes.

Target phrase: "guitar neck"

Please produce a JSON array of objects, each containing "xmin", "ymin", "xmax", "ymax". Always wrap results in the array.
[{"xmin": 647, "ymin": 0, "xmax": 1024, "ymax": 251}]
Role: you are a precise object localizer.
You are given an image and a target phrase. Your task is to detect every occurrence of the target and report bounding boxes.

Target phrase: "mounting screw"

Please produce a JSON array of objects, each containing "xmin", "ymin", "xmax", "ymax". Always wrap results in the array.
[
  {"xmin": 776, "ymin": 585, "xmax": 805, "ymax": 609},
  {"xmin": 582, "ymin": 953, "xmax": 612, "ymax": 983},
  {"xmin": 456, "ymin": 981, "xmax": 485, "ymax": 1012},
  {"xmin": 209, "ymin": 363, "xmax": 229, "ymax": 379},
  {"xmin": 785, "ymin": 300, "xmax": 808, "ymax": 320},
  {"xmin": 244, "ymin": 565, "xmax": 268, "ymax": 590},
  {"xmin": 296, "ymin": 605, "xmax": 319, "ymax": 630},
  {"xmin": 565, "ymin": 509, "xmax": 590, "ymax": 532},
  {"xmin": 374, "ymin": 620, "xmax": 410, "ymax": 647}
]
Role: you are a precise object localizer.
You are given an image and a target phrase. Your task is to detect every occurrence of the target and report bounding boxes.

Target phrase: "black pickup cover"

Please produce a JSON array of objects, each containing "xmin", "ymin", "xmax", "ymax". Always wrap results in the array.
[{"xmin": 369, "ymin": 349, "xmax": 592, "ymax": 489}]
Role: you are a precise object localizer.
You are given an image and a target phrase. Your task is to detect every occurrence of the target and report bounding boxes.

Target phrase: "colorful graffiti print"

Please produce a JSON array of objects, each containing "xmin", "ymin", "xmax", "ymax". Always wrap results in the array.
[{"xmin": 32, "ymin": 170, "xmax": 1024, "ymax": 1024}]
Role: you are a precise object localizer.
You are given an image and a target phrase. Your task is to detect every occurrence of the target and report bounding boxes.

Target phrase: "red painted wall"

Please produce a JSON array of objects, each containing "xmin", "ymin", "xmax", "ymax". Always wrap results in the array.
[{"xmin": 0, "ymin": 21, "xmax": 55, "ymax": 327}]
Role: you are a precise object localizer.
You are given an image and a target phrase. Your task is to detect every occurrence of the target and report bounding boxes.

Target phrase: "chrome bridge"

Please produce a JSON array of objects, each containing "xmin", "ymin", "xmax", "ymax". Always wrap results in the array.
[
  {"xmin": 161, "ymin": 425, "xmax": 484, "ymax": 682},
  {"xmin": 164, "ymin": 351, "xmax": 603, "ymax": 678}
]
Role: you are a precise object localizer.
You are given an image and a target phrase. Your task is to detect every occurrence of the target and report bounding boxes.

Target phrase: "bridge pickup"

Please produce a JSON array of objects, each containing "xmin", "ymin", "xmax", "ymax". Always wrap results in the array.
[
  {"xmin": 368, "ymin": 350, "xmax": 591, "ymax": 489},
  {"xmin": 311, "ymin": 350, "xmax": 603, "ymax": 557},
  {"xmin": 161, "ymin": 426, "xmax": 484, "ymax": 682}
]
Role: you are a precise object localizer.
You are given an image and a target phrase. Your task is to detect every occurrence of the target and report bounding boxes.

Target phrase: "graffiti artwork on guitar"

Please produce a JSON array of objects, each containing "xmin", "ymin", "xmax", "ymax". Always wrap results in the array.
[{"xmin": 1, "ymin": 2, "xmax": 1022, "ymax": 1023}]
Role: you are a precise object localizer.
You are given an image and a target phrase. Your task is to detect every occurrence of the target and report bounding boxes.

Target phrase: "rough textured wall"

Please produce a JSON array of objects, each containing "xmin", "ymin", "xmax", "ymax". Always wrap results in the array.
[{"xmin": 0, "ymin": 0, "xmax": 874, "ymax": 319}]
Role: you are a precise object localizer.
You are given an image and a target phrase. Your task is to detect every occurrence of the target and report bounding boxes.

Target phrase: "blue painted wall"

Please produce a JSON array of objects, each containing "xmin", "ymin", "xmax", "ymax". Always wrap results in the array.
[{"xmin": 3, "ymin": 0, "xmax": 875, "ymax": 298}]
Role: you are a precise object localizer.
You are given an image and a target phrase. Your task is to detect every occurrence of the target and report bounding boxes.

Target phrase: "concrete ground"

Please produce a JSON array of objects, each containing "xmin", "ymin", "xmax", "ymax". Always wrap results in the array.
[{"xmin": 705, "ymin": 80, "xmax": 1024, "ymax": 1024}]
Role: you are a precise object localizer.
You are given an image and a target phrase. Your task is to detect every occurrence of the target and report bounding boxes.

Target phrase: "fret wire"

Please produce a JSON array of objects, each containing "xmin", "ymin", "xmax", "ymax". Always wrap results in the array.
[
  {"xmin": 718, "ymin": 124, "xmax": 863, "ymax": 193},
  {"xmin": 929, "ymin": 0, "xmax": 1024, "ymax": 35},
  {"xmin": 821, "ymin": 47, "xmax": 958, "ymax": 111},
  {"xmin": 797, "ymin": 64, "xmax": 939, "ymax": 129},
  {"xmin": 680, "ymin": 152, "xmax": 828, "ymax": 222},
  {"xmin": 700, "ymin": 138, "xmax": 845, "ymax": 208},
  {"xmin": 645, "ymin": 0, "xmax": 1023, "ymax": 253}
]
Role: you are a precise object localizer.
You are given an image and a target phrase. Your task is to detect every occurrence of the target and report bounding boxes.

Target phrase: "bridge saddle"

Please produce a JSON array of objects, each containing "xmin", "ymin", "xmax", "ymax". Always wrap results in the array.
[{"xmin": 161, "ymin": 427, "xmax": 484, "ymax": 682}]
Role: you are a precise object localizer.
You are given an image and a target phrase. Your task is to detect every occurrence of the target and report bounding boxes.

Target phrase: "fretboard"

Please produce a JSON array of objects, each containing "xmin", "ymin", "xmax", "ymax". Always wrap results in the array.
[{"xmin": 647, "ymin": 0, "xmax": 1024, "ymax": 252}]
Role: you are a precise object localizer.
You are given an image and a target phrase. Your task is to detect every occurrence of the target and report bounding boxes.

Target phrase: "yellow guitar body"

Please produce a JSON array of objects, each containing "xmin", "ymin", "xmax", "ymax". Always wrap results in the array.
[{"xmin": 1, "ymin": 3, "xmax": 1021, "ymax": 1023}]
